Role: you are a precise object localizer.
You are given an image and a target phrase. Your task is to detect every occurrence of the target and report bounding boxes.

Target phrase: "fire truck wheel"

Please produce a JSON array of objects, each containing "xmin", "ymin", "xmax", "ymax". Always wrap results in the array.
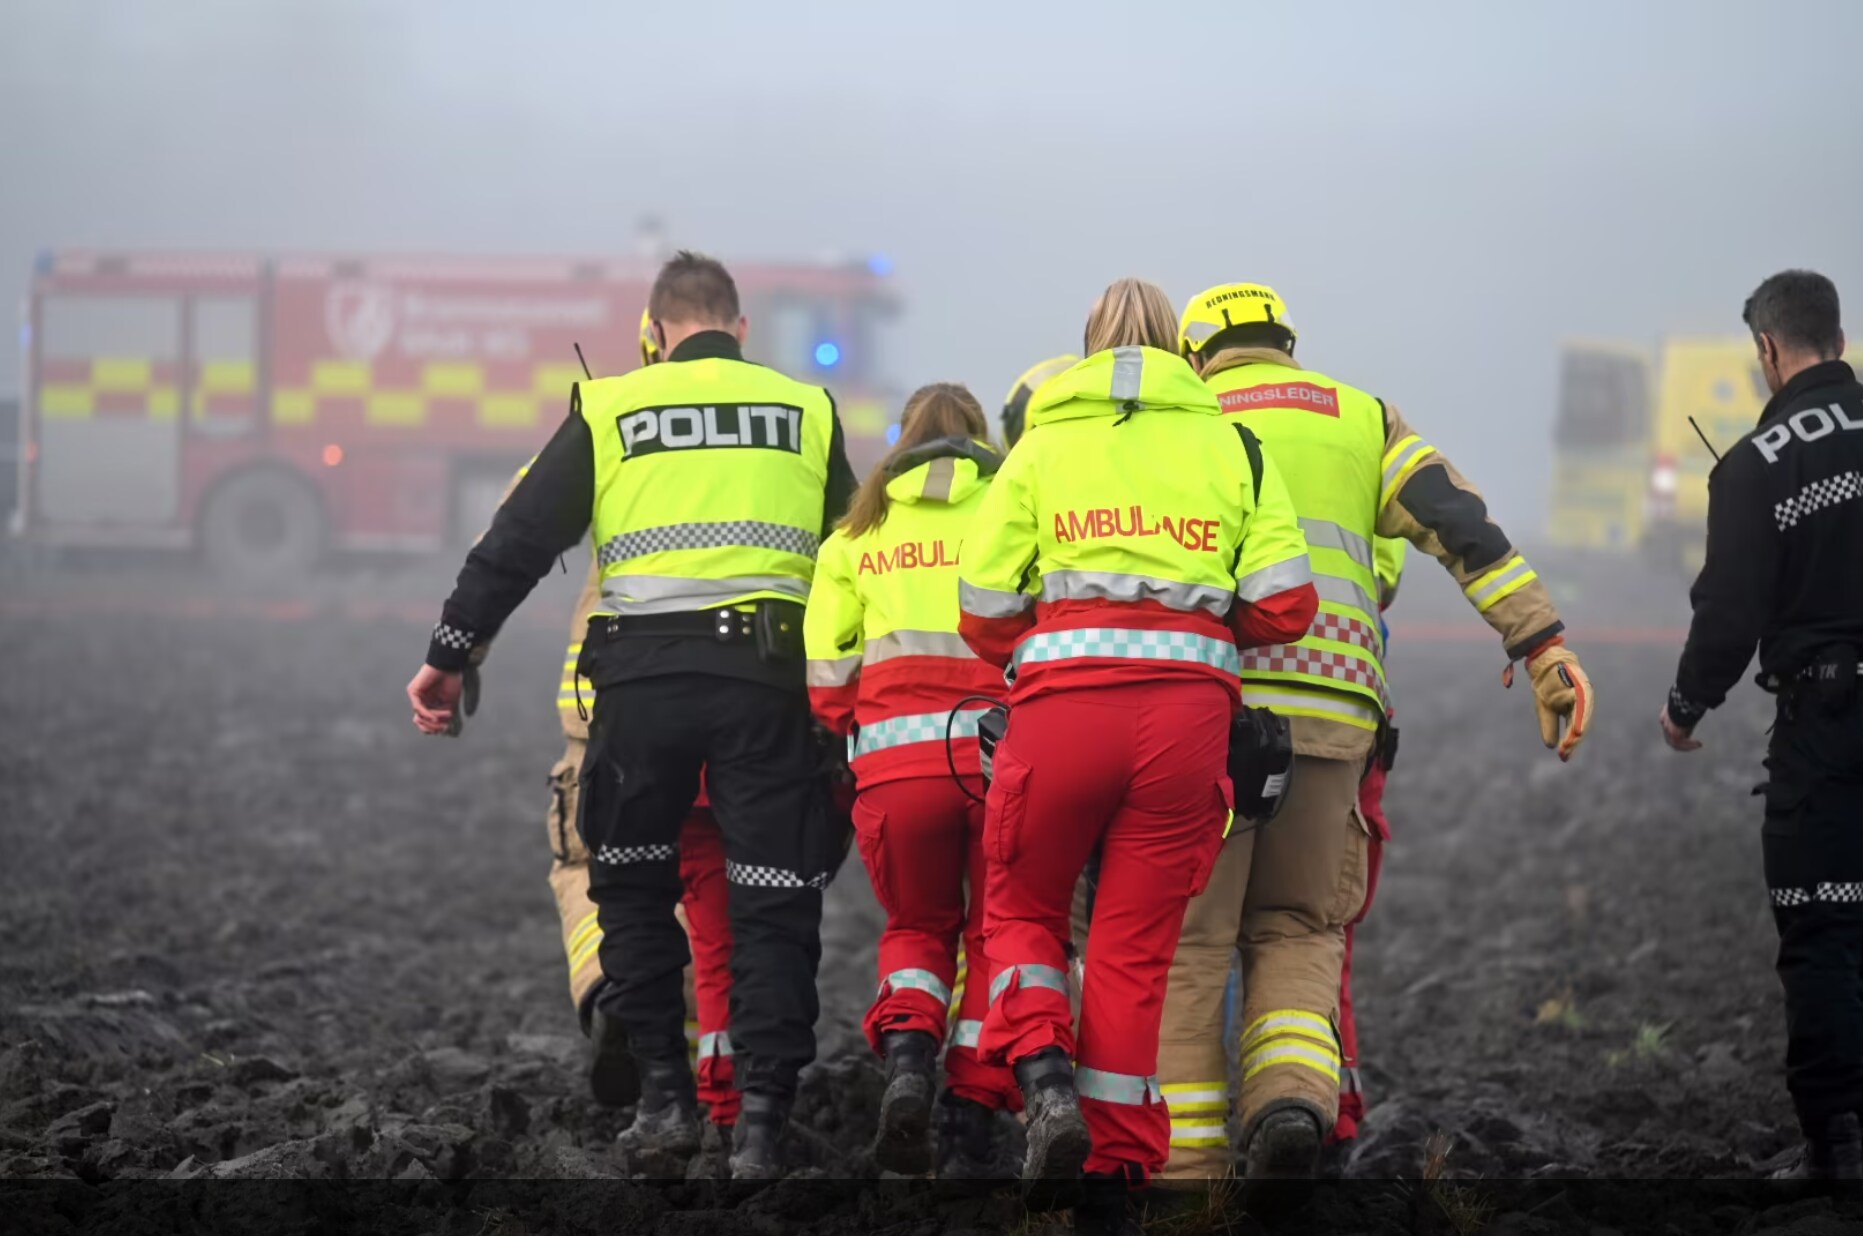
[{"xmin": 201, "ymin": 469, "xmax": 327, "ymax": 581}]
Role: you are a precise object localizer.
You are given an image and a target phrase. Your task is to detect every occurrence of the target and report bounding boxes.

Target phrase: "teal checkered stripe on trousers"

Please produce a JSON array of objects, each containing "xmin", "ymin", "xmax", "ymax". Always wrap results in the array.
[
  {"xmin": 1012, "ymin": 626, "xmax": 1240, "ymax": 674},
  {"xmin": 851, "ymin": 708, "xmax": 985, "ymax": 759}
]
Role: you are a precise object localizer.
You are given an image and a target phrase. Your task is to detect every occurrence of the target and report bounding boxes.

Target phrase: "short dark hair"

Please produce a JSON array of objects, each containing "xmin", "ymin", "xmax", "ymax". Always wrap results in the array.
[
  {"xmin": 648, "ymin": 250, "xmax": 739, "ymax": 326},
  {"xmin": 1202, "ymin": 322, "xmax": 1295, "ymax": 357},
  {"xmin": 1743, "ymin": 270, "xmax": 1843, "ymax": 357}
]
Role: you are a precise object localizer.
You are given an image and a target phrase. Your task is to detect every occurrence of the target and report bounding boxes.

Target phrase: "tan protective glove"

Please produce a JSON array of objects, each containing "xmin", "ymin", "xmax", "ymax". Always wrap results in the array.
[{"xmin": 1502, "ymin": 637, "xmax": 1592, "ymax": 761}]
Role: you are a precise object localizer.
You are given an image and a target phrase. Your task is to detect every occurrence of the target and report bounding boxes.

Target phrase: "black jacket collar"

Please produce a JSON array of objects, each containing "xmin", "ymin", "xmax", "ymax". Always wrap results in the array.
[
  {"xmin": 1759, "ymin": 359, "xmax": 1857, "ymax": 426},
  {"xmin": 885, "ymin": 434, "xmax": 1004, "ymax": 478},
  {"xmin": 668, "ymin": 330, "xmax": 745, "ymax": 363}
]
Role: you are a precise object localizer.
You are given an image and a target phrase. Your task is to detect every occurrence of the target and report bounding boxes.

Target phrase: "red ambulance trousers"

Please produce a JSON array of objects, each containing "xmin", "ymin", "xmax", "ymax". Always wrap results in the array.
[
  {"xmin": 979, "ymin": 680, "xmax": 1232, "ymax": 1181},
  {"xmin": 680, "ymin": 810, "xmax": 739, "ymax": 1125},
  {"xmin": 1329, "ymin": 757, "xmax": 1390, "ymax": 1144},
  {"xmin": 856, "ymin": 775, "xmax": 1020, "ymax": 1110}
]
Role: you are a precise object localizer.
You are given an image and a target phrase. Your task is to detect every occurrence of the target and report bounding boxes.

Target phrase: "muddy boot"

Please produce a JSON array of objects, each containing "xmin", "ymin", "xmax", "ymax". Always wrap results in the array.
[
  {"xmin": 1013, "ymin": 1047, "xmax": 1091, "ymax": 1211},
  {"xmin": 872, "ymin": 1030, "xmax": 937, "ymax": 1175},
  {"xmin": 729, "ymin": 1089, "xmax": 790, "ymax": 1182},
  {"xmin": 584, "ymin": 1002, "xmax": 641, "ymax": 1109},
  {"xmin": 1072, "ymin": 1172, "xmax": 1141, "ymax": 1235},
  {"xmin": 616, "ymin": 1060, "xmax": 701, "ymax": 1165},
  {"xmin": 1243, "ymin": 1102, "xmax": 1323, "ymax": 1216},
  {"xmin": 1771, "ymin": 1112, "xmax": 1863, "ymax": 1181},
  {"xmin": 934, "ymin": 1091, "xmax": 999, "ymax": 1179}
]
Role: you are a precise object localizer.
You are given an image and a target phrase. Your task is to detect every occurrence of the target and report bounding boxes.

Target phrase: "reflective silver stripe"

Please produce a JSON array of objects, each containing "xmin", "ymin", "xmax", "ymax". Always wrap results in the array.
[
  {"xmin": 867, "ymin": 629, "xmax": 977, "ymax": 663},
  {"xmin": 989, "ymin": 962, "xmax": 1070, "ymax": 1003},
  {"xmin": 951, "ymin": 1018, "xmax": 982, "ymax": 1049},
  {"xmin": 1466, "ymin": 556, "xmax": 1534, "ymax": 609},
  {"xmin": 697, "ymin": 1031, "xmax": 734, "ymax": 1058},
  {"xmin": 1298, "ymin": 518, "xmax": 1374, "ymax": 572},
  {"xmin": 1313, "ymin": 573, "xmax": 1380, "ymax": 620},
  {"xmin": 725, "ymin": 859, "xmax": 833, "ymax": 889},
  {"xmin": 882, "ymin": 968, "xmax": 953, "ymax": 1005},
  {"xmin": 1381, "ymin": 438, "xmax": 1433, "ymax": 492},
  {"xmin": 1012, "ymin": 627, "xmax": 1239, "ymax": 675},
  {"xmin": 1041, "ymin": 569, "xmax": 1233, "ymax": 616},
  {"xmin": 959, "ymin": 579, "xmax": 1033, "ymax": 618},
  {"xmin": 1110, "ymin": 346, "xmax": 1145, "ymax": 401},
  {"xmin": 597, "ymin": 520, "xmax": 819, "ymax": 568},
  {"xmin": 921, "ymin": 456, "xmax": 957, "ymax": 502},
  {"xmin": 1075, "ymin": 1066, "xmax": 1163, "ymax": 1106},
  {"xmin": 600, "ymin": 574, "xmax": 808, "ymax": 615},
  {"xmin": 1236, "ymin": 684, "xmax": 1382, "ymax": 724},
  {"xmin": 807, "ymin": 655, "xmax": 861, "ymax": 687},
  {"xmin": 854, "ymin": 709, "xmax": 985, "ymax": 759},
  {"xmin": 1234, "ymin": 554, "xmax": 1312, "ymax": 604}
]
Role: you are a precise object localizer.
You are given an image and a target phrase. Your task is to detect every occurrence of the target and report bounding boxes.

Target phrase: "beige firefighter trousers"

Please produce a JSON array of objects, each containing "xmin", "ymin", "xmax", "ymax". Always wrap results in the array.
[
  {"xmin": 1154, "ymin": 754, "xmax": 1368, "ymax": 1180},
  {"xmin": 547, "ymin": 738, "xmax": 698, "ymax": 1032}
]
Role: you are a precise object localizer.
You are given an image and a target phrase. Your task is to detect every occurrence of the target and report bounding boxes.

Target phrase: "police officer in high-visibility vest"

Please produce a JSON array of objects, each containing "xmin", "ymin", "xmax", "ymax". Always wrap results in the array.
[
  {"xmin": 1001, "ymin": 355, "xmax": 1078, "ymax": 448},
  {"xmin": 1154, "ymin": 283, "xmax": 1595, "ymax": 1188},
  {"xmin": 958, "ymin": 278, "xmax": 1318, "ymax": 1228},
  {"xmin": 407, "ymin": 251, "xmax": 856, "ymax": 1179}
]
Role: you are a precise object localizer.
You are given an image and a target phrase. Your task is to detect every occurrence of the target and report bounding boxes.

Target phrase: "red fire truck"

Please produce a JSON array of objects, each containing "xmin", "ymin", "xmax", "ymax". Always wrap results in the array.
[{"xmin": 14, "ymin": 249, "xmax": 900, "ymax": 576}]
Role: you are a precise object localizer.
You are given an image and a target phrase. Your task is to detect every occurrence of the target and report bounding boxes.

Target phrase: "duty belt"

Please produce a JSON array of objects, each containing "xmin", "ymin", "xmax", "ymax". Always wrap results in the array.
[{"xmin": 597, "ymin": 608, "xmax": 757, "ymax": 644}]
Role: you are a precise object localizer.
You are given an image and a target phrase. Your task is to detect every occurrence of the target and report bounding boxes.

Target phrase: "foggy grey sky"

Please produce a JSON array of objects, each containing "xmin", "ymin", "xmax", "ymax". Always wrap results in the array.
[{"xmin": 4, "ymin": 0, "xmax": 1860, "ymax": 527}]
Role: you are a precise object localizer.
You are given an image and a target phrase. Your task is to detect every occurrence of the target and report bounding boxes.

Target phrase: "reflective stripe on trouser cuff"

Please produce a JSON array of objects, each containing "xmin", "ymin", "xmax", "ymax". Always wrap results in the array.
[
  {"xmin": 854, "ymin": 709, "xmax": 983, "ymax": 759},
  {"xmin": 881, "ymin": 967, "xmax": 953, "ymax": 1005},
  {"xmin": 725, "ymin": 859, "xmax": 832, "ymax": 889},
  {"xmin": 567, "ymin": 912, "xmax": 602, "ymax": 972},
  {"xmin": 1170, "ymin": 1120, "xmax": 1229, "ymax": 1148},
  {"xmin": 698, "ymin": 1031, "xmax": 734, "ymax": 1058},
  {"xmin": 807, "ymin": 655, "xmax": 860, "ymax": 687},
  {"xmin": 597, "ymin": 520, "xmax": 819, "ymax": 567},
  {"xmin": 951, "ymin": 1019, "xmax": 982, "ymax": 1048},
  {"xmin": 960, "ymin": 579, "xmax": 1033, "ymax": 618},
  {"xmin": 1160, "ymin": 1083, "xmax": 1226, "ymax": 1114},
  {"xmin": 600, "ymin": 573, "xmax": 808, "ymax": 615},
  {"xmin": 1012, "ymin": 627, "xmax": 1239, "ymax": 674},
  {"xmin": 1299, "ymin": 518, "xmax": 1373, "ymax": 571},
  {"xmin": 1040, "ymin": 569, "xmax": 1233, "ymax": 616},
  {"xmin": 594, "ymin": 843, "xmax": 677, "ymax": 865},
  {"xmin": 1380, "ymin": 434, "xmax": 1436, "ymax": 500},
  {"xmin": 988, "ymin": 962, "xmax": 1070, "ymax": 1003},
  {"xmin": 1464, "ymin": 555, "xmax": 1536, "ymax": 612},
  {"xmin": 1241, "ymin": 1041, "xmax": 1341, "ymax": 1084},
  {"xmin": 1241, "ymin": 1010, "xmax": 1336, "ymax": 1053},
  {"xmin": 1235, "ymin": 554, "xmax": 1313, "ymax": 605},
  {"xmin": 867, "ymin": 629, "xmax": 978, "ymax": 663},
  {"xmin": 1076, "ymin": 1066, "xmax": 1163, "ymax": 1105}
]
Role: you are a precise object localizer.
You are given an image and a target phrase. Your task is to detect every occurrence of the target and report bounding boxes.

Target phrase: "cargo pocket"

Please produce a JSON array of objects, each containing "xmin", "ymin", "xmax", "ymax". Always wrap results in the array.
[
  {"xmin": 1329, "ymin": 801, "xmax": 1371, "ymax": 930},
  {"xmin": 986, "ymin": 755, "xmax": 1033, "ymax": 868},
  {"xmin": 547, "ymin": 755, "xmax": 585, "ymax": 863},
  {"xmin": 853, "ymin": 795, "xmax": 893, "ymax": 913},
  {"xmin": 1760, "ymin": 780, "xmax": 1809, "ymax": 840}
]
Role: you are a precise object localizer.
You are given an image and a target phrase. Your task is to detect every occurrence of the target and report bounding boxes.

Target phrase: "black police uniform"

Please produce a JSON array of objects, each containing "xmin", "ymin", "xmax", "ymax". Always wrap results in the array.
[
  {"xmin": 424, "ymin": 332, "xmax": 857, "ymax": 1102},
  {"xmin": 1668, "ymin": 359, "xmax": 1863, "ymax": 1140}
]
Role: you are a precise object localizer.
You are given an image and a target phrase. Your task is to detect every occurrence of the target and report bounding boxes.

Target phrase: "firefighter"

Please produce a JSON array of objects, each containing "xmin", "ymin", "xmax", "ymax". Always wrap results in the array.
[
  {"xmin": 805, "ymin": 382, "xmax": 1021, "ymax": 1178},
  {"xmin": 1001, "ymin": 355, "xmax": 1079, "ymax": 448},
  {"xmin": 956, "ymin": 278, "xmax": 1317, "ymax": 1227},
  {"xmin": 1157, "ymin": 282, "xmax": 1593, "ymax": 1187},
  {"xmin": 407, "ymin": 251, "xmax": 857, "ymax": 1180},
  {"xmin": 1660, "ymin": 271, "xmax": 1863, "ymax": 1179}
]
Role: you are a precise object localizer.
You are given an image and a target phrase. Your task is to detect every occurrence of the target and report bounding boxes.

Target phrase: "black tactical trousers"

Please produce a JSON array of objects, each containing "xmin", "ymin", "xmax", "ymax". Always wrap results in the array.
[
  {"xmin": 1761, "ymin": 677, "xmax": 1863, "ymax": 1138},
  {"xmin": 578, "ymin": 672, "xmax": 841, "ymax": 1101}
]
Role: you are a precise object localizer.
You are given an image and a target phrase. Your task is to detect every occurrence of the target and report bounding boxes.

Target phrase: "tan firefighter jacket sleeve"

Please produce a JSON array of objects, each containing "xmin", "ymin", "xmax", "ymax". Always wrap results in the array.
[{"xmin": 1376, "ymin": 404, "xmax": 1564, "ymax": 661}]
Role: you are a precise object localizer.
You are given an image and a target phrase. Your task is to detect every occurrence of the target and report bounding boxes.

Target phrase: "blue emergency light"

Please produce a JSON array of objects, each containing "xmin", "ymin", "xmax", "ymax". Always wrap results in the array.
[{"xmin": 814, "ymin": 341, "xmax": 842, "ymax": 368}]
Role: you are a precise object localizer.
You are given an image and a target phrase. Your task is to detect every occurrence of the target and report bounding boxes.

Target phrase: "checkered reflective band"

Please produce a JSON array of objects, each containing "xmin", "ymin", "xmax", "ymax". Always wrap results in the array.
[
  {"xmin": 852, "ymin": 708, "xmax": 986, "ymax": 759},
  {"xmin": 594, "ymin": 843, "xmax": 677, "ymax": 865},
  {"xmin": 597, "ymin": 520, "xmax": 820, "ymax": 567},
  {"xmin": 1771, "ymin": 884, "xmax": 1863, "ymax": 907},
  {"xmin": 1011, "ymin": 627, "xmax": 1240, "ymax": 674},
  {"xmin": 1775, "ymin": 470, "xmax": 1863, "ymax": 531},
  {"xmin": 726, "ymin": 860, "xmax": 833, "ymax": 890},
  {"xmin": 431, "ymin": 622, "xmax": 474, "ymax": 651}
]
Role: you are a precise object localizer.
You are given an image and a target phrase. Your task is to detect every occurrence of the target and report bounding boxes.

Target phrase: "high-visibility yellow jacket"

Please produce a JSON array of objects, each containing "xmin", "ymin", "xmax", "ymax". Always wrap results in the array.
[
  {"xmin": 957, "ymin": 346, "xmax": 1318, "ymax": 703},
  {"xmin": 1201, "ymin": 346, "xmax": 1565, "ymax": 760},
  {"xmin": 804, "ymin": 439, "xmax": 1006, "ymax": 786}
]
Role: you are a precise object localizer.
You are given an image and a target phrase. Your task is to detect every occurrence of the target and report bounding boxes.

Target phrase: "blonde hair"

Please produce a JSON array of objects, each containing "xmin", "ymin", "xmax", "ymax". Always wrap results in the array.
[
  {"xmin": 841, "ymin": 383, "xmax": 988, "ymax": 537},
  {"xmin": 1084, "ymin": 278, "xmax": 1179, "ymax": 354}
]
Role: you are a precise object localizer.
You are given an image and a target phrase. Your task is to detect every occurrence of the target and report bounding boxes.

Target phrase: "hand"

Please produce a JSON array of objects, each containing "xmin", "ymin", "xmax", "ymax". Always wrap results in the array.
[
  {"xmin": 408, "ymin": 664, "xmax": 464, "ymax": 735},
  {"xmin": 1659, "ymin": 704, "xmax": 1702, "ymax": 752},
  {"xmin": 1510, "ymin": 638, "xmax": 1592, "ymax": 762}
]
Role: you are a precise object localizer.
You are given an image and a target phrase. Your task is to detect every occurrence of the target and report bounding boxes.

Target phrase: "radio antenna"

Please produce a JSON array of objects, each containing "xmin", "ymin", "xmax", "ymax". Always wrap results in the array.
[
  {"xmin": 573, "ymin": 342, "xmax": 593, "ymax": 380},
  {"xmin": 1687, "ymin": 416, "xmax": 1722, "ymax": 463}
]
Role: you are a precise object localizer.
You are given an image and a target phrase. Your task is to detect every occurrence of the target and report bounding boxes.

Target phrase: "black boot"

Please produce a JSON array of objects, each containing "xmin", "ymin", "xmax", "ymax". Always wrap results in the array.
[
  {"xmin": 873, "ymin": 1030, "xmax": 938, "ymax": 1175},
  {"xmin": 729, "ymin": 1089, "xmax": 790, "ymax": 1181},
  {"xmin": 1771, "ymin": 1112, "xmax": 1863, "ymax": 1181},
  {"xmin": 1243, "ymin": 1102, "xmax": 1323, "ymax": 1180},
  {"xmin": 616, "ymin": 1059, "xmax": 701, "ymax": 1164},
  {"xmin": 1072, "ymin": 1171, "xmax": 1142, "ymax": 1236},
  {"xmin": 934, "ymin": 1090, "xmax": 1000, "ymax": 1179},
  {"xmin": 582, "ymin": 990, "xmax": 640, "ymax": 1109},
  {"xmin": 1013, "ymin": 1047, "xmax": 1092, "ymax": 1211}
]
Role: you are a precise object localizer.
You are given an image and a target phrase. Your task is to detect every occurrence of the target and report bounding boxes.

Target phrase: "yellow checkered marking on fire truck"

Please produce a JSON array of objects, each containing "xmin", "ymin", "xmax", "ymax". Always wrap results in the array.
[{"xmin": 40, "ymin": 356, "xmax": 181, "ymax": 420}]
